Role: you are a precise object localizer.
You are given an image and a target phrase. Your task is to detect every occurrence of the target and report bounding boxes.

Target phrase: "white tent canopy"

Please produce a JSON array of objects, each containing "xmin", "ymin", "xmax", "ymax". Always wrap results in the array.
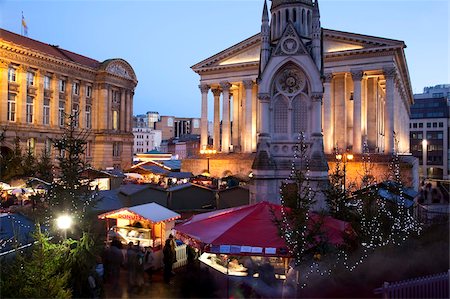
[{"xmin": 98, "ymin": 202, "xmax": 180, "ymax": 223}]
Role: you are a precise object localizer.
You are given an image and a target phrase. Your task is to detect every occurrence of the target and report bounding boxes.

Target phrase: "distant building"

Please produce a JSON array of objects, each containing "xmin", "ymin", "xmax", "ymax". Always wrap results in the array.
[
  {"xmin": 0, "ymin": 28, "xmax": 137, "ymax": 170},
  {"xmin": 133, "ymin": 111, "xmax": 160, "ymax": 129},
  {"xmin": 155, "ymin": 116, "xmax": 201, "ymax": 141},
  {"xmin": 160, "ymin": 134, "xmax": 200, "ymax": 159},
  {"xmin": 133, "ymin": 127, "xmax": 162, "ymax": 154},
  {"xmin": 410, "ymin": 85, "xmax": 450, "ymax": 179}
]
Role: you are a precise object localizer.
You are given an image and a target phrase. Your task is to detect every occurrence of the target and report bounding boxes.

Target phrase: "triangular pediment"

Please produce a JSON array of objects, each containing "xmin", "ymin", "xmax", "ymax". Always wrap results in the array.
[
  {"xmin": 273, "ymin": 22, "xmax": 309, "ymax": 57},
  {"xmin": 323, "ymin": 28, "xmax": 405, "ymax": 54},
  {"xmin": 191, "ymin": 33, "xmax": 261, "ymax": 72}
]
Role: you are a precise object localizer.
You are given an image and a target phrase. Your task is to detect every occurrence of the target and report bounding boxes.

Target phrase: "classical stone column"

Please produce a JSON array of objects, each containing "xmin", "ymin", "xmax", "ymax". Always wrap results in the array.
[
  {"xmin": 199, "ymin": 84, "xmax": 209, "ymax": 150},
  {"xmin": 231, "ymin": 87, "xmax": 240, "ymax": 151},
  {"xmin": 120, "ymin": 88, "xmax": 126, "ymax": 132},
  {"xmin": 128, "ymin": 90, "xmax": 134, "ymax": 132},
  {"xmin": 98, "ymin": 83, "xmax": 109, "ymax": 130},
  {"xmin": 351, "ymin": 70, "xmax": 364, "ymax": 153},
  {"xmin": 243, "ymin": 79, "xmax": 254, "ymax": 153},
  {"xmin": 212, "ymin": 88, "xmax": 221, "ymax": 151},
  {"xmin": 323, "ymin": 73, "xmax": 333, "ymax": 153},
  {"xmin": 384, "ymin": 67, "xmax": 396, "ymax": 153},
  {"xmin": 220, "ymin": 81, "xmax": 231, "ymax": 153},
  {"xmin": 252, "ymin": 83, "xmax": 258, "ymax": 152},
  {"xmin": 0, "ymin": 60, "xmax": 9, "ymax": 123},
  {"xmin": 79, "ymin": 81, "xmax": 86, "ymax": 129}
]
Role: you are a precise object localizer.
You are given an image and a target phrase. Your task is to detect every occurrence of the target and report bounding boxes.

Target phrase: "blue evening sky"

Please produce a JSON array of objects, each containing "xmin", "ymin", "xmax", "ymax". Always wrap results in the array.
[{"xmin": 1, "ymin": 0, "xmax": 448, "ymax": 119}]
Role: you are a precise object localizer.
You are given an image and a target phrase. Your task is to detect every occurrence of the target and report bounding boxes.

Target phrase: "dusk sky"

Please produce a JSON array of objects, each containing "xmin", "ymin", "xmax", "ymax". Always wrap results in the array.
[{"xmin": 1, "ymin": 0, "xmax": 448, "ymax": 119}]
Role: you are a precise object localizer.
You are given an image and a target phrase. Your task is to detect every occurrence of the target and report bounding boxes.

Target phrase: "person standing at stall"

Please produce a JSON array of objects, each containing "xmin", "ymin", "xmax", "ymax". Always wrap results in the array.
[
  {"xmin": 163, "ymin": 239, "xmax": 176, "ymax": 284},
  {"xmin": 127, "ymin": 242, "xmax": 137, "ymax": 292},
  {"xmin": 144, "ymin": 246, "xmax": 155, "ymax": 282}
]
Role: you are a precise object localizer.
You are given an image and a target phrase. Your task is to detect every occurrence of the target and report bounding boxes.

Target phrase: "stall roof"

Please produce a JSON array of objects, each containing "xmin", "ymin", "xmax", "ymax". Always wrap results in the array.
[
  {"xmin": 98, "ymin": 202, "xmax": 180, "ymax": 223},
  {"xmin": 166, "ymin": 172, "xmax": 193, "ymax": 179}
]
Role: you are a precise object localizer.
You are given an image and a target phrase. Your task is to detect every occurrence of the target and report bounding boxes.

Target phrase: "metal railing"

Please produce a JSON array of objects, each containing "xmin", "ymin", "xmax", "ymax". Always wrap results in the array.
[{"xmin": 374, "ymin": 270, "xmax": 449, "ymax": 298}]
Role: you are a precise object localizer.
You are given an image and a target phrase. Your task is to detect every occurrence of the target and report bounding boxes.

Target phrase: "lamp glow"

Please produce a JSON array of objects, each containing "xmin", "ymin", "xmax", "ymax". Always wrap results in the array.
[{"xmin": 56, "ymin": 215, "xmax": 72, "ymax": 230}]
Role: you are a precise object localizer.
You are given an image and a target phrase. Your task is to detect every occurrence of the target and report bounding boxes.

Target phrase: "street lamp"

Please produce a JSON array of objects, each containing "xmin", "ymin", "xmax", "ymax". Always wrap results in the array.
[
  {"xmin": 199, "ymin": 149, "xmax": 217, "ymax": 176},
  {"xmin": 422, "ymin": 139, "xmax": 427, "ymax": 179},
  {"xmin": 336, "ymin": 152, "xmax": 354, "ymax": 198},
  {"xmin": 56, "ymin": 214, "xmax": 72, "ymax": 240}
]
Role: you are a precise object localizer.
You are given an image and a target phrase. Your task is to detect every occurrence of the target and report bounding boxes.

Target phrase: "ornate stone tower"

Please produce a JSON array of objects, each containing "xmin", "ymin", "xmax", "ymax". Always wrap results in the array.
[{"xmin": 252, "ymin": 0, "xmax": 328, "ymax": 210}]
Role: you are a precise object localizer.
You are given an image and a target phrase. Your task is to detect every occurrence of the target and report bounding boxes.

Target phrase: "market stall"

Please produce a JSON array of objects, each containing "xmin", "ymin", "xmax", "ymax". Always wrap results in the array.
[
  {"xmin": 98, "ymin": 202, "xmax": 182, "ymax": 268},
  {"xmin": 175, "ymin": 201, "xmax": 354, "ymax": 282}
]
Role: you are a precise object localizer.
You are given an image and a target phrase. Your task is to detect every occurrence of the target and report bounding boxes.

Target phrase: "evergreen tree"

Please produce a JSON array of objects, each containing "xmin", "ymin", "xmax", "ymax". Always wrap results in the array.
[
  {"xmin": 36, "ymin": 147, "xmax": 54, "ymax": 183},
  {"xmin": 0, "ymin": 225, "xmax": 72, "ymax": 298},
  {"xmin": 2, "ymin": 136, "xmax": 24, "ymax": 181},
  {"xmin": 23, "ymin": 146, "xmax": 37, "ymax": 178}
]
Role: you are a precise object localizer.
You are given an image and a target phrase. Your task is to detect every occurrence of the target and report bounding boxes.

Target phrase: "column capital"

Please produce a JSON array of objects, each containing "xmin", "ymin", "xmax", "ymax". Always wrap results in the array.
[
  {"xmin": 198, "ymin": 84, "xmax": 210, "ymax": 93},
  {"xmin": 258, "ymin": 93, "xmax": 270, "ymax": 103},
  {"xmin": 211, "ymin": 88, "xmax": 222, "ymax": 97},
  {"xmin": 243, "ymin": 79, "xmax": 254, "ymax": 89},
  {"xmin": 323, "ymin": 72, "xmax": 334, "ymax": 83},
  {"xmin": 350, "ymin": 70, "xmax": 364, "ymax": 81},
  {"xmin": 219, "ymin": 81, "xmax": 231, "ymax": 91},
  {"xmin": 311, "ymin": 92, "xmax": 323, "ymax": 103},
  {"xmin": 383, "ymin": 67, "xmax": 397, "ymax": 80}
]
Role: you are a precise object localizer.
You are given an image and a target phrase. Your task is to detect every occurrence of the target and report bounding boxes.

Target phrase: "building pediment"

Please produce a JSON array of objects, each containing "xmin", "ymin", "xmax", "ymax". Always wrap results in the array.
[
  {"xmin": 323, "ymin": 28, "xmax": 405, "ymax": 55},
  {"xmin": 191, "ymin": 33, "xmax": 261, "ymax": 73}
]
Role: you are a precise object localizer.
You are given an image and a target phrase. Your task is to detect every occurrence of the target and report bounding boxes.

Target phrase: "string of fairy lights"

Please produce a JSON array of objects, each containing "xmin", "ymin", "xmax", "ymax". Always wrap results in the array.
[{"xmin": 279, "ymin": 134, "xmax": 422, "ymax": 288}]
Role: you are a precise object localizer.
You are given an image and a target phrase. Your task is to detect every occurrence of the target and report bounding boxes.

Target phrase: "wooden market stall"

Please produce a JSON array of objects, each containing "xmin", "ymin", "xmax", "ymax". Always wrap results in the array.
[{"xmin": 98, "ymin": 202, "xmax": 182, "ymax": 268}]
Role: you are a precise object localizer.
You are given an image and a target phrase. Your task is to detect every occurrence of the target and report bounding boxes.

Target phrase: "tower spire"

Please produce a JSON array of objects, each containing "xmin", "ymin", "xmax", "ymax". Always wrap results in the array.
[
  {"xmin": 311, "ymin": 0, "xmax": 322, "ymax": 71},
  {"xmin": 260, "ymin": 0, "xmax": 270, "ymax": 73}
]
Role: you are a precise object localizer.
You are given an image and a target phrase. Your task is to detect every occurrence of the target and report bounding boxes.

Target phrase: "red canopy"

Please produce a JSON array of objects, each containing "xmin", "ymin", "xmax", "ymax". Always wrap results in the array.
[{"xmin": 174, "ymin": 201, "xmax": 353, "ymax": 257}]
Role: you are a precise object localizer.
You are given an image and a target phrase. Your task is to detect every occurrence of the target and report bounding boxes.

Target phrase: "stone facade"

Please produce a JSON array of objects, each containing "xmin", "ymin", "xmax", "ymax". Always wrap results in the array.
[
  {"xmin": 189, "ymin": 0, "xmax": 416, "ymax": 204},
  {"xmin": 0, "ymin": 28, "xmax": 137, "ymax": 170}
]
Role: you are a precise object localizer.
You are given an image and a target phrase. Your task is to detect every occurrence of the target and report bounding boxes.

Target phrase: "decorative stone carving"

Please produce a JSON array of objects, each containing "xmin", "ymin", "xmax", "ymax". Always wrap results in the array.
[
  {"xmin": 258, "ymin": 93, "xmax": 270, "ymax": 103},
  {"xmin": 211, "ymin": 88, "xmax": 221, "ymax": 97},
  {"xmin": 275, "ymin": 68, "xmax": 306, "ymax": 95},
  {"xmin": 8, "ymin": 82, "xmax": 19, "ymax": 93},
  {"xmin": 273, "ymin": 24, "xmax": 305, "ymax": 56},
  {"xmin": 350, "ymin": 70, "xmax": 364, "ymax": 81},
  {"xmin": 323, "ymin": 72, "xmax": 334, "ymax": 83},
  {"xmin": 220, "ymin": 81, "xmax": 231, "ymax": 91},
  {"xmin": 311, "ymin": 92, "xmax": 323, "ymax": 103},
  {"xmin": 383, "ymin": 67, "xmax": 397, "ymax": 79},
  {"xmin": 282, "ymin": 38, "xmax": 299, "ymax": 54},
  {"xmin": 106, "ymin": 63, "xmax": 132, "ymax": 80},
  {"xmin": 27, "ymin": 86, "xmax": 37, "ymax": 96},
  {"xmin": 243, "ymin": 79, "xmax": 254, "ymax": 90},
  {"xmin": 198, "ymin": 84, "xmax": 210, "ymax": 93}
]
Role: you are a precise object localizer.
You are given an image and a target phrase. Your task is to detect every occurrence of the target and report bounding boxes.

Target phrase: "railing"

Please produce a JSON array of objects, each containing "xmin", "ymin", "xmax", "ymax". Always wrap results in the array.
[
  {"xmin": 374, "ymin": 270, "xmax": 449, "ymax": 298},
  {"xmin": 415, "ymin": 204, "xmax": 450, "ymax": 225}
]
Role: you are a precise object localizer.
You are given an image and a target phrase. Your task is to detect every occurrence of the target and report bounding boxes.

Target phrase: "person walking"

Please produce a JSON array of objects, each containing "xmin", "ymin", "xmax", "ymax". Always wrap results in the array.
[
  {"xmin": 163, "ymin": 238, "xmax": 176, "ymax": 284},
  {"xmin": 135, "ymin": 246, "xmax": 145, "ymax": 293},
  {"xmin": 126, "ymin": 242, "xmax": 137, "ymax": 292},
  {"xmin": 109, "ymin": 240, "xmax": 123, "ymax": 290},
  {"xmin": 144, "ymin": 246, "xmax": 155, "ymax": 282}
]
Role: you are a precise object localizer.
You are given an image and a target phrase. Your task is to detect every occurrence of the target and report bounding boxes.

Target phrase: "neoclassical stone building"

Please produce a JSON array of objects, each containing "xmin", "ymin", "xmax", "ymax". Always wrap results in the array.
[
  {"xmin": 187, "ymin": 0, "xmax": 414, "ymax": 204},
  {"xmin": 0, "ymin": 28, "xmax": 137, "ymax": 171}
]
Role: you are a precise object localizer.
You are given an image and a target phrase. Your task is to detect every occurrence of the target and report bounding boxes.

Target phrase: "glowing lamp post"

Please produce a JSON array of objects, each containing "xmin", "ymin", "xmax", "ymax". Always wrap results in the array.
[
  {"xmin": 336, "ymin": 152, "xmax": 354, "ymax": 198},
  {"xmin": 199, "ymin": 149, "xmax": 217, "ymax": 176},
  {"xmin": 56, "ymin": 214, "xmax": 72, "ymax": 240},
  {"xmin": 422, "ymin": 139, "xmax": 427, "ymax": 179}
]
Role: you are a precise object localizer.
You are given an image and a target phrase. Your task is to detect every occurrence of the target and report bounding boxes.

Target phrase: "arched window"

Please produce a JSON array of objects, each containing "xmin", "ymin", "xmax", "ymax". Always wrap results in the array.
[
  {"xmin": 272, "ymin": 13, "xmax": 276, "ymax": 37},
  {"xmin": 292, "ymin": 96, "xmax": 308, "ymax": 133},
  {"xmin": 286, "ymin": 9, "xmax": 289, "ymax": 22},
  {"xmin": 273, "ymin": 97, "xmax": 288, "ymax": 134},
  {"xmin": 307, "ymin": 10, "xmax": 311, "ymax": 34},
  {"xmin": 293, "ymin": 8, "xmax": 297, "ymax": 23},
  {"xmin": 302, "ymin": 9, "xmax": 305, "ymax": 24},
  {"xmin": 277, "ymin": 11, "xmax": 281, "ymax": 37}
]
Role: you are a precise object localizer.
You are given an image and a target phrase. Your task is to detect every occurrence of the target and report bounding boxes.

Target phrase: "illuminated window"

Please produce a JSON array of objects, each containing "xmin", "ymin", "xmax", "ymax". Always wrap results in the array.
[
  {"xmin": 72, "ymin": 103, "xmax": 79, "ymax": 126},
  {"xmin": 43, "ymin": 98, "xmax": 50, "ymax": 125},
  {"xmin": 85, "ymin": 105, "xmax": 92, "ymax": 129},
  {"xmin": 72, "ymin": 82, "xmax": 80, "ymax": 95},
  {"xmin": 86, "ymin": 85, "xmax": 92, "ymax": 98},
  {"xmin": 274, "ymin": 97, "xmax": 288, "ymax": 134},
  {"xmin": 26, "ymin": 96, "xmax": 34, "ymax": 123},
  {"xmin": 112, "ymin": 110, "xmax": 119, "ymax": 130},
  {"xmin": 27, "ymin": 72, "xmax": 35, "ymax": 86},
  {"xmin": 27, "ymin": 138, "xmax": 35, "ymax": 155},
  {"xmin": 59, "ymin": 79, "xmax": 66, "ymax": 92},
  {"xmin": 44, "ymin": 76, "xmax": 51, "ymax": 89},
  {"xmin": 8, "ymin": 67, "xmax": 16, "ymax": 82},
  {"xmin": 7, "ymin": 93, "xmax": 16, "ymax": 121},
  {"xmin": 59, "ymin": 101, "xmax": 65, "ymax": 127},
  {"xmin": 113, "ymin": 142, "xmax": 121, "ymax": 157}
]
